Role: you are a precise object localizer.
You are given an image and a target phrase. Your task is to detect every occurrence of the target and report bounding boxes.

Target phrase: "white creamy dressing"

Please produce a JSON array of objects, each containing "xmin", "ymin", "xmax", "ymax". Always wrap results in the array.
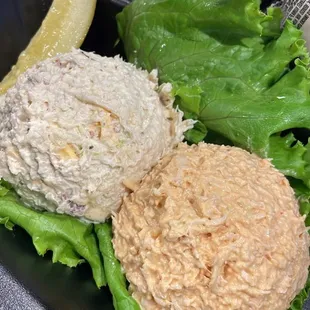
[{"xmin": 0, "ymin": 49, "xmax": 194, "ymax": 222}]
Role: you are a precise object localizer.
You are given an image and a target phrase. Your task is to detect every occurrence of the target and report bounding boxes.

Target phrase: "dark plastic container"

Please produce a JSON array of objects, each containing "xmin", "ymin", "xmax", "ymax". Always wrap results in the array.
[{"xmin": 0, "ymin": 1, "xmax": 309, "ymax": 309}]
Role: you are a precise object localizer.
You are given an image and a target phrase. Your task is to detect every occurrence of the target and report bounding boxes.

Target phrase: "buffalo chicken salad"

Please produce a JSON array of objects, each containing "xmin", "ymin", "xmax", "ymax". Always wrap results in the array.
[{"xmin": 0, "ymin": 0, "xmax": 310, "ymax": 309}]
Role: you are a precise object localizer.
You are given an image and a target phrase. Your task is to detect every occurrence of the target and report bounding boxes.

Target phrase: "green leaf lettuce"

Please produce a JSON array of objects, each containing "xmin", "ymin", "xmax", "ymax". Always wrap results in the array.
[
  {"xmin": 0, "ymin": 181, "xmax": 106, "ymax": 288},
  {"xmin": 117, "ymin": 0, "xmax": 310, "ymax": 190},
  {"xmin": 95, "ymin": 223, "xmax": 140, "ymax": 310},
  {"xmin": 0, "ymin": 181, "xmax": 140, "ymax": 306}
]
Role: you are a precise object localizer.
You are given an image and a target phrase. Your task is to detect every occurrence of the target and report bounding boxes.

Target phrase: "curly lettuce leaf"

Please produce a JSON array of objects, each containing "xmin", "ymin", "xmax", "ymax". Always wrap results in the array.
[
  {"xmin": 96, "ymin": 223, "xmax": 140, "ymax": 310},
  {"xmin": 117, "ymin": 0, "xmax": 310, "ymax": 190},
  {"xmin": 0, "ymin": 182, "xmax": 106, "ymax": 288},
  {"xmin": 290, "ymin": 178, "xmax": 310, "ymax": 227},
  {"xmin": 269, "ymin": 133, "xmax": 310, "ymax": 188},
  {"xmin": 290, "ymin": 275, "xmax": 310, "ymax": 310}
]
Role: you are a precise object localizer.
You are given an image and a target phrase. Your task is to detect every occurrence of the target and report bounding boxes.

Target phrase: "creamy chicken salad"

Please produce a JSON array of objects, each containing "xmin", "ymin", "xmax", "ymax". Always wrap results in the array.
[
  {"xmin": 113, "ymin": 143, "xmax": 309, "ymax": 310},
  {"xmin": 0, "ymin": 49, "xmax": 193, "ymax": 222}
]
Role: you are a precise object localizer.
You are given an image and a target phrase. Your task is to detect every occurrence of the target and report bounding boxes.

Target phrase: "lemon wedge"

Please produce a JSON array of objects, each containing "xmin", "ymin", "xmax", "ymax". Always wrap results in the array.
[{"xmin": 0, "ymin": 0, "xmax": 97, "ymax": 95}]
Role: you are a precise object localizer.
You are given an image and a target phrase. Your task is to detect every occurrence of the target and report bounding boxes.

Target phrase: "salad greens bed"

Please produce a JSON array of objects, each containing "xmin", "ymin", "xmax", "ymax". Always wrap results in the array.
[
  {"xmin": 0, "ymin": 0, "xmax": 310, "ymax": 309},
  {"xmin": 118, "ymin": 0, "xmax": 310, "ymax": 189}
]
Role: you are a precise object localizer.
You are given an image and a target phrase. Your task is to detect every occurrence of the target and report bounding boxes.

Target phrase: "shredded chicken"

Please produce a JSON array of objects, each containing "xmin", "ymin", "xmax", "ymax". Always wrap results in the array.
[
  {"xmin": 0, "ymin": 49, "xmax": 194, "ymax": 222},
  {"xmin": 113, "ymin": 142, "xmax": 310, "ymax": 310}
]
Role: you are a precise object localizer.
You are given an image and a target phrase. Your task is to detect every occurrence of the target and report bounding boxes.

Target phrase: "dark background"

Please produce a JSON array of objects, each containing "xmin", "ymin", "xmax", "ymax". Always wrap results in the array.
[{"xmin": 0, "ymin": 0, "xmax": 308, "ymax": 309}]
